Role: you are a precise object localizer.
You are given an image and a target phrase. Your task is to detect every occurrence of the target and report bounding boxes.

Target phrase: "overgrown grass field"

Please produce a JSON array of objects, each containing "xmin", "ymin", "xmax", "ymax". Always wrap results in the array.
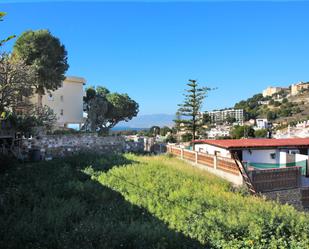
[{"xmin": 1, "ymin": 153, "xmax": 309, "ymax": 249}]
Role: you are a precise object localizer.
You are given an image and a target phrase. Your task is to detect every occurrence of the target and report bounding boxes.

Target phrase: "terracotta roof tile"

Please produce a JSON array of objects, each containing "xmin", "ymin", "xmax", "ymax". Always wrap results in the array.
[{"xmin": 193, "ymin": 138, "xmax": 309, "ymax": 149}]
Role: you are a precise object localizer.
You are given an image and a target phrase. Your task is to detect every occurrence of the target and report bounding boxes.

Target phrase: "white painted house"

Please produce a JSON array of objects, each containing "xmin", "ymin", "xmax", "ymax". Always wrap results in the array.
[
  {"xmin": 194, "ymin": 138, "xmax": 309, "ymax": 175},
  {"xmin": 31, "ymin": 76, "xmax": 86, "ymax": 128},
  {"xmin": 255, "ymin": 119, "xmax": 269, "ymax": 129}
]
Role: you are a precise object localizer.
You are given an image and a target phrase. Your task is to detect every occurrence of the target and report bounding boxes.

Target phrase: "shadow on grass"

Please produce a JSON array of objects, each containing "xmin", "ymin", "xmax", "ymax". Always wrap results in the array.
[
  {"xmin": 0, "ymin": 153, "xmax": 205, "ymax": 249},
  {"xmin": 63, "ymin": 152, "xmax": 139, "ymax": 172}
]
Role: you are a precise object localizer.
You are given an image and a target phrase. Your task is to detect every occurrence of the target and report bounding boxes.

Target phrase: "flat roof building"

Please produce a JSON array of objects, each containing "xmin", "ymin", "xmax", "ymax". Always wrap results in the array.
[
  {"xmin": 193, "ymin": 138, "xmax": 309, "ymax": 175},
  {"xmin": 207, "ymin": 109, "xmax": 243, "ymax": 125}
]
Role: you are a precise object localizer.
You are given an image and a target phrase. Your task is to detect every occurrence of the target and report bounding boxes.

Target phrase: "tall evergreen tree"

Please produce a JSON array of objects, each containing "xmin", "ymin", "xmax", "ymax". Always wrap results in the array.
[
  {"xmin": 175, "ymin": 79, "xmax": 210, "ymax": 145},
  {"xmin": 13, "ymin": 30, "xmax": 69, "ymax": 107}
]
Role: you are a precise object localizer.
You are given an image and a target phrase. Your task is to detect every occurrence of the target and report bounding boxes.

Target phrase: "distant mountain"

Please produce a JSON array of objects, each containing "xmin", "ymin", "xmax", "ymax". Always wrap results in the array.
[{"xmin": 115, "ymin": 114, "xmax": 175, "ymax": 129}]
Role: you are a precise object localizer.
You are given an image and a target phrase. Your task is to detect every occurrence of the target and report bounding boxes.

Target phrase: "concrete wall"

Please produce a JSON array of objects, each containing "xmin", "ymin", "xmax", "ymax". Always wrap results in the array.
[
  {"xmin": 194, "ymin": 144, "xmax": 231, "ymax": 158},
  {"xmin": 295, "ymin": 153, "xmax": 308, "ymax": 163},
  {"xmin": 279, "ymin": 151, "xmax": 295, "ymax": 165},
  {"xmin": 263, "ymin": 188, "xmax": 303, "ymax": 210},
  {"xmin": 243, "ymin": 149, "xmax": 279, "ymax": 164}
]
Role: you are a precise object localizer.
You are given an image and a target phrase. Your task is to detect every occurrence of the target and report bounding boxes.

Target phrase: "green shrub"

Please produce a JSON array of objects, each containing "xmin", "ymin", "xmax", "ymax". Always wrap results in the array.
[
  {"xmin": 0, "ymin": 155, "xmax": 201, "ymax": 249},
  {"xmin": 98, "ymin": 155, "xmax": 309, "ymax": 249},
  {"xmin": 1, "ymin": 154, "xmax": 309, "ymax": 249}
]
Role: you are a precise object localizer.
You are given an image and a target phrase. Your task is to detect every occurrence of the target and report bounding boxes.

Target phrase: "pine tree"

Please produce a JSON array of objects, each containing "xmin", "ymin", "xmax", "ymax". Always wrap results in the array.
[{"xmin": 175, "ymin": 79, "xmax": 210, "ymax": 145}]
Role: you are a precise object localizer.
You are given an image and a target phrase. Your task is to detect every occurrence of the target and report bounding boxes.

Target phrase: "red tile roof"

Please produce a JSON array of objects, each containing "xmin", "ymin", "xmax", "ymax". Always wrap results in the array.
[{"xmin": 193, "ymin": 138, "xmax": 309, "ymax": 149}]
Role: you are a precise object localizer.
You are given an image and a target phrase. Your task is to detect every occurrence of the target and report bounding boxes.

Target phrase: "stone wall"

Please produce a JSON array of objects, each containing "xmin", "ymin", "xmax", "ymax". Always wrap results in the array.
[
  {"xmin": 22, "ymin": 134, "xmax": 144, "ymax": 159},
  {"xmin": 262, "ymin": 188, "xmax": 303, "ymax": 210}
]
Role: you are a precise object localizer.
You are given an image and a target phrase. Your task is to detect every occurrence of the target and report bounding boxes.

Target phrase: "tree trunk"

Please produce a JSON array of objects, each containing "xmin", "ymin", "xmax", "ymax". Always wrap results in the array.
[
  {"xmin": 192, "ymin": 119, "xmax": 196, "ymax": 151},
  {"xmin": 37, "ymin": 93, "xmax": 43, "ymax": 108}
]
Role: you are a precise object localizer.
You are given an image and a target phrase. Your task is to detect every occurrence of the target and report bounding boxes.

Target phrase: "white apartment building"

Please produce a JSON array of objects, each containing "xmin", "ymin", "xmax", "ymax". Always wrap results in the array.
[
  {"xmin": 207, "ymin": 109, "xmax": 244, "ymax": 125},
  {"xmin": 31, "ymin": 76, "xmax": 86, "ymax": 128}
]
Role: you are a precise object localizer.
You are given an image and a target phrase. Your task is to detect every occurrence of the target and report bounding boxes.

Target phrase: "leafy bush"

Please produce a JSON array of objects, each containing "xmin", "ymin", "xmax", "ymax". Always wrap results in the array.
[
  {"xmin": 2, "ymin": 153, "xmax": 309, "ymax": 249},
  {"xmin": 98, "ymin": 155, "xmax": 309, "ymax": 249},
  {"xmin": 181, "ymin": 132, "xmax": 193, "ymax": 142},
  {"xmin": 0, "ymin": 154, "xmax": 201, "ymax": 249},
  {"xmin": 254, "ymin": 128, "xmax": 268, "ymax": 138},
  {"xmin": 230, "ymin": 125, "xmax": 255, "ymax": 139}
]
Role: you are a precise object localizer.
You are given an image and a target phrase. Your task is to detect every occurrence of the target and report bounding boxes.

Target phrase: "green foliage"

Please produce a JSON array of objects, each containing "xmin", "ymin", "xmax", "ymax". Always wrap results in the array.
[
  {"xmin": 254, "ymin": 129, "xmax": 268, "ymax": 138},
  {"xmin": 165, "ymin": 134, "xmax": 177, "ymax": 143},
  {"xmin": 202, "ymin": 113, "xmax": 211, "ymax": 124},
  {"xmin": 83, "ymin": 86, "xmax": 139, "ymax": 134},
  {"xmin": 234, "ymin": 91, "xmax": 303, "ymax": 122},
  {"xmin": 4, "ymin": 105, "xmax": 56, "ymax": 134},
  {"xmin": 181, "ymin": 132, "xmax": 193, "ymax": 142},
  {"xmin": 13, "ymin": 29, "xmax": 69, "ymax": 97},
  {"xmin": 106, "ymin": 93, "xmax": 139, "ymax": 127},
  {"xmin": 160, "ymin": 126, "xmax": 172, "ymax": 136},
  {"xmin": 225, "ymin": 114, "xmax": 236, "ymax": 124},
  {"xmin": 230, "ymin": 125, "xmax": 255, "ymax": 139},
  {"xmin": 0, "ymin": 154, "xmax": 201, "ymax": 249},
  {"xmin": 2, "ymin": 154, "xmax": 309, "ymax": 248},
  {"xmin": 0, "ymin": 12, "xmax": 16, "ymax": 46},
  {"xmin": 175, "ymin": 79, "xmax": 210, "ymax": 140},
  {"xmin": 149, "ymin": 126, "xmax": 160, "ymax": 136},
  {"xmin": 98, "ymin": 154, "xmax": 309, "ymax": 249},
  {"xmin": 269, "ymin": 99, "xmax": 275, "ymax": 105},
  {"xmin": 234, "ymin": 93, "xmax": 264, "ymax": 120},
  {"xmin": 0, "ymin": 53, "xmax": 34, "ymax": 112},
  {"xmin": 267, "ymin": 111, "xmax": 277, "ymax": 121}
]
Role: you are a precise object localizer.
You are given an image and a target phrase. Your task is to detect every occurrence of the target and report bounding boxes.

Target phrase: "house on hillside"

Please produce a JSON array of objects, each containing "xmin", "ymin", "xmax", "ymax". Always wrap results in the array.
[
  {"xmin": 207, "ymin": 126, "xmax": 230, "ymax": 139},
  {"xmin": 262, "ymin": 87, "xmax": 286, "ymax": 97},
  {"xmin": 193, "ymin": 138, "xmax": 309, "ymax": 175},
  {"xmin": 291, "ymin": 82, "xmax": 309, "ymax": 96},
  {"xmin": 31, "ymin": 76, "xmax": 86, "ymax": 128},
  {"xmin": 255, "ymin": 118, "xmax": 270, "ymax": 130}
]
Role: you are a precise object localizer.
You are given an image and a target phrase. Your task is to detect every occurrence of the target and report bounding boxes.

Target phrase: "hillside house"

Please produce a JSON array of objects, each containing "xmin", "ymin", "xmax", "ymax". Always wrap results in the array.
[
  {"xmin": 207, "ymin": 126, "xmax": 230, "ymax": 139},
  {"xmin": 291, "ymin": 82, "xmax": 309, "ymax": 96},
  {"xmin": 193, "ymin": 138, "xmax": 309, "ymax": 175},
  {"xmin": 262, "ymin": 87, "xmax": 286, "ymax": 97},
  {"xmin": 255, "ymin": 118, "xmax": 270, "ymax": 129},
  {"xmin": 31, "ymin": 76, "xmax": 86, "ymax": 128}
]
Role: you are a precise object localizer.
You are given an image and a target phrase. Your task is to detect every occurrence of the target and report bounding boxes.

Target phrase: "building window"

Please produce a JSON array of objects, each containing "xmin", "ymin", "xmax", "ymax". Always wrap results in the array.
[
  {"xmin": 60, "ymin": 109, "xmax": 64, "ymax": 116},
  {"xmin": 270, "ymin": 153, "xmax": 276, "ymax": 159},
  {"xmin": 60, "ymin": 95, "xmax": 64, "ymax": 101},
  {"xmin": 48, "ymin": 93, "xmax": 54, "ymax": 101}
]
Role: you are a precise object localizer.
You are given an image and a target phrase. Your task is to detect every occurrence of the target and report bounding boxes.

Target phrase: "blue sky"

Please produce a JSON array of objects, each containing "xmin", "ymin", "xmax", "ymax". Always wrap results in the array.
[{"xmin": 1, "ymin": 1, "xmax": 309, "ymax": 115}]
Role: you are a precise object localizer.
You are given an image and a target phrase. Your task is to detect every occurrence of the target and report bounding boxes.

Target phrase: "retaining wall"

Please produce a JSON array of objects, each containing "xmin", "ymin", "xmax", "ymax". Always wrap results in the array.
[
  {"xmin": 263, "ymin": 188, "xmax": 303, "ymax": 210},
  {"xmin": 22, "ymin": 134, "xmax": 144, "ymax": 159}
]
